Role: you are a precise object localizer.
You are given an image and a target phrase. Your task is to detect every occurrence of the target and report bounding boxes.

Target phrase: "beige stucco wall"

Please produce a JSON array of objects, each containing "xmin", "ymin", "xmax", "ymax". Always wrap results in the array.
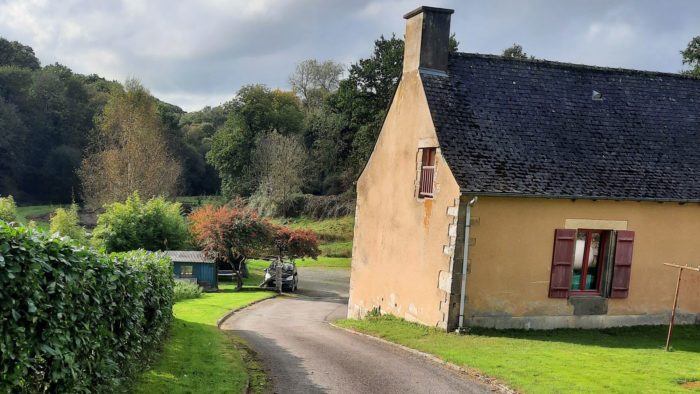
[
  {"xmin": 464, "ymin": 197, "xmax": 700, "ymax": 329},
  {"xmin": 347, "ymin": 66, "xmax": 462, "ymax": 328}
]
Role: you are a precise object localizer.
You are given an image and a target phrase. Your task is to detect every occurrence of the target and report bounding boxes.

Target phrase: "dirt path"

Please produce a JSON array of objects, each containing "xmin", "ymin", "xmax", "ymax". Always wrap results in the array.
[{"xmin": 221, "ymin": 267, "xmax": 491, "ymax": 394}]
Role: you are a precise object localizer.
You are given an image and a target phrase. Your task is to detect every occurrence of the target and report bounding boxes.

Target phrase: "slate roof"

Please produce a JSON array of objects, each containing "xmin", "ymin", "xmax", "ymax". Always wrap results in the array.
[
  {"xmin": 164, "ymin": 250, "xmax": 214, "ymax": 263},
  {"xmin": 421, "ymin": 53, "xmax": 700, "ymax": 201}
]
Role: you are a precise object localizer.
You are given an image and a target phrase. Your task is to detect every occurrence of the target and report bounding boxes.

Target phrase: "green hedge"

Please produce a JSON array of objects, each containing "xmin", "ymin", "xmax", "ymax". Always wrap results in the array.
[{"xmin": 0, "ymin": 222, "xmax": 174, "ymax": 392}]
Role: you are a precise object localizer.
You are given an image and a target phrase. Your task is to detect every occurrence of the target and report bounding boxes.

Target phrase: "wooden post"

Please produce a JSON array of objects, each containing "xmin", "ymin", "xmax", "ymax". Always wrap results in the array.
[
  {"xmin": 663, "ymin": 263, "xmax": 699, "ymax": 351},
  {"xmin": 276, "ymin": 258, "xmax": 283, "ymax": 293},
  {"xmin": 666, "ymin": 267, "xmax": 682, "ymax": 351}
]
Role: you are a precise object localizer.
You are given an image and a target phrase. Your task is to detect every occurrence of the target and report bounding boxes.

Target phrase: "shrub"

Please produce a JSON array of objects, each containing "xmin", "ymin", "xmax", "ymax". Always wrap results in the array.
[
  {"xmin": 0, "ymin": 195, "xmax": 16, "ymax": 222},
  {"xmin": 92, "ymin": 191, "xmax": 189, "ymax": 252},
  {"xmin": 189, "ymin": 204, "xmax": 274, "ymax": 290},
  {"xmin": 272, "ymin": 225, "xmax": 320, "ymax": 259},
  {"xmin": 173, "ymin": 281, "xmax": 203, "ymax": 302},
  {"xmin": 49, "ymin": 204, "xmax": 86, "ymax": 243},
  {"xmin": 0, "ymin": 222, "xmax": 174, "ymax": 392},
  {"xmin": 188, "ymin": 203, "xmax": 320, "ymax": 289}
]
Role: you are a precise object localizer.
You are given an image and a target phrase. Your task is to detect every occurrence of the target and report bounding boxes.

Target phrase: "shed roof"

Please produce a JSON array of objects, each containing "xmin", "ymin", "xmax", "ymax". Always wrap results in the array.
[
  {"xmin": 421, "ymin": 53, "xmax": 700, "ymax": 202},
  {"xmin": 164, "ymin": 250, "xmax": 214, "ymax": 263}
]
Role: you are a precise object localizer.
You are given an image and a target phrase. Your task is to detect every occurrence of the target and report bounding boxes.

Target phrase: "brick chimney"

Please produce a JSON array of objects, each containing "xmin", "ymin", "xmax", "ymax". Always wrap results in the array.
[{"xmin": 403, "ymin": 6, "xmax": 454, "ymax": 75}]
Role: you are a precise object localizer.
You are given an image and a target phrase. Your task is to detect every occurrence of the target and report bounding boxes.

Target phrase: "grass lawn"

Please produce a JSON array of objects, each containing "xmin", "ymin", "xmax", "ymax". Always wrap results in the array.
[
  {"xmin": 319, "ymin": 241, "xmax": 352, "ymax": 257},
  {"xmin": 134, "ymin": 279, "xmax": 274, "ymax": 393},
  {"xmin": 248, "ymin": 256, "xmax": 351, "ymax": 270},
  {"xmin": 15, "ymin": 204, "xmax": 65, "ymax": 229},
  {"xmin": 337, "ymin": 315, "xmax": 700, "ymax": 393},
  {"xmin": 272, "ymin": 215, "xmax": 354, "ymax": 243}
]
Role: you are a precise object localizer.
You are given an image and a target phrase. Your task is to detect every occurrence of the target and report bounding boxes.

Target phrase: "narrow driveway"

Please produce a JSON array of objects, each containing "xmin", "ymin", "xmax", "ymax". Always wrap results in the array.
[{"xmin": 221, "ymin": 267, "xmax": 491, "ymax": 394}]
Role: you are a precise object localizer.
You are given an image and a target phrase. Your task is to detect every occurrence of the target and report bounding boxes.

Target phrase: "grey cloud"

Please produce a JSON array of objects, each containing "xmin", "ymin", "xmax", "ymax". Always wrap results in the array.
[{"xmin": 0, "ymin": 0, "xmax": 698, "ymax": 111}]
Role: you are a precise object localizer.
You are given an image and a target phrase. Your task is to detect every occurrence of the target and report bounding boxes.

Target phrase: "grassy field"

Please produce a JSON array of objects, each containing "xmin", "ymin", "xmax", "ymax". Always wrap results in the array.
[
  {"xmin": 273, "ymin": 215, "xmax": 354, "ymax": 243},
  {"xmin": 134, "ymin": 279, "xmax": 275, "ymax": 393},
  {"xmin": 248, "ymin": 256, "xmax": 351, "ymax": 270},
  {"xmin": 319, "ymin": 241, "xmax": 352, "ymax": 257},
  {"xmin": 337, "ymin": 315, "xmax": 700, "ymax": 393},
  {"xmin": 15, "ymin": 204, "xmax": 65, "ymax": 229}
]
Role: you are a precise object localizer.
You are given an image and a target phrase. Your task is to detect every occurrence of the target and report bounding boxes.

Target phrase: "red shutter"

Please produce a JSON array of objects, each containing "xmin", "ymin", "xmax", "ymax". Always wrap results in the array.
[
  {"xmin": 610, "ymin": 230, "xmax": 635, "ymax": 298},
  {"xmin": 548, "ymin": 229, "xmax": 576, "ymax": 298}
]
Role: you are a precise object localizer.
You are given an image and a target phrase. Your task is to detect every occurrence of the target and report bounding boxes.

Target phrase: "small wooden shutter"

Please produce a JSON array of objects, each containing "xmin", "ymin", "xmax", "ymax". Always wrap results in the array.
[
  {"xmin": 548, "ymin": 229, "xmax": 576, "ymax": 298},
  {"xmin": 610, "ymin": 230, "xmax": 635, "ymax": 298}
]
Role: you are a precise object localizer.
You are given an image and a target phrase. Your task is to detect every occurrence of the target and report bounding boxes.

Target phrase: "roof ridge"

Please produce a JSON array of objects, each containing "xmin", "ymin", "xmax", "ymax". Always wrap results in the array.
[{"xmin": 451, "ymin": 52, "xmax": 700, "ymax": 81}]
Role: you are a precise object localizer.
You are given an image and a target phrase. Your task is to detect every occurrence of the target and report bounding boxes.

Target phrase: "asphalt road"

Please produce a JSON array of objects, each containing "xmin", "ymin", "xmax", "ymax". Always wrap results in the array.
[{"xmin": 221, "ymin": 267, "xmax": 492, "ymax": 394}]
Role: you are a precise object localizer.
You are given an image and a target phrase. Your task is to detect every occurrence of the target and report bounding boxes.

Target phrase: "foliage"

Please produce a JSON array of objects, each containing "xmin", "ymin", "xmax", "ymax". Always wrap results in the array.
[
  {"xmin": 681, "ymin": 36, "xmax": 700, "ymax": 76},
  {"xmin": 134, "ymin": 287, "xmax": 273, "ymax": 393},
  {"xmin": 49, "ymin": 204, "xmax": 86, "ymax": 243},
  {"xmin": 0, "ymin": 40, "xmax": 112, "ymax": 204},
  {"xmin": 289, "ymin": 59, "xmax": 344, "ymax": 110},
  {"xmin": 272, "ymin": 225, "xmax": 320, "ymax": 259},
  {"xmin": 173, "ymin": 280, "xmax": 203, "ymax": 302},
  {"xmin": 0, "ymin": 222, "xmax": 174, "ymax": 392},
  {"xmin": 338, "ymin": 316, "xmax": 700, "ymax": 393},
  {"xmin": 92, "ymin": 192, "xmax": 189, "ymax": 252},
  {"xmin": 502, "ymin": 43, "xmax": 535, "ymax": 59},
  {"xmin": 251, "ymin": 132, "xmax": 308, "ymax": 215},
  {"xmin": 189, "ymin": 204, "xmax": 320, "ymax": 289},
  {"xmin": 207, "ymin": 85, "xmax": 305, "ymax": 198},
  {"xmin": 0, "ymin": 195, "xmax": 16, "ymax": 222},
  {"xmin": 78, "ymin": 78, "xmax": 182, "ymax": 207},
  {"xmin": 188, "ymin": 204, "xmax": 275, "ymax": 289},
  {"xmin": 273, "ymin": 215, "xmax": 355, "ymax": 242}
]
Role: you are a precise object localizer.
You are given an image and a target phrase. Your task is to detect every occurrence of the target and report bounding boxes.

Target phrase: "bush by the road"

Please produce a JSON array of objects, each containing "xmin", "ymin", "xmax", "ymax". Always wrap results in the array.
[{"xmin": 0, "ymin": 222, "xmax": 174, "ymax": 392}]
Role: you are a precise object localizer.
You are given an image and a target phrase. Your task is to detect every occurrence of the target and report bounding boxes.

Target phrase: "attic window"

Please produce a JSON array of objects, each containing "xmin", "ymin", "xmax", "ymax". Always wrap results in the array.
[
  {"xmin": 592, "ymin": 90, "xmax": 603, "ymax": 100},
  {"xmin": 418, "ymin": 148, "xmax": 436, "ymax": 198}
]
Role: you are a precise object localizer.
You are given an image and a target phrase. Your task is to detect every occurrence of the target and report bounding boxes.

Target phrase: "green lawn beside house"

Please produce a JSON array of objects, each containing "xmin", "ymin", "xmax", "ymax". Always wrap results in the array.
[{"xmin": 337, "ymin": 315, "xmax": 700, "ymax": 393}]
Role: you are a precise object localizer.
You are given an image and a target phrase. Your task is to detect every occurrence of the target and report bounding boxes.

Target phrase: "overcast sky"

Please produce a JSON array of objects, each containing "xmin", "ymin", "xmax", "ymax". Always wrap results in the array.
[{"xmin": 1, "ymin": 0, "xmax": 698, "ymax": 111}]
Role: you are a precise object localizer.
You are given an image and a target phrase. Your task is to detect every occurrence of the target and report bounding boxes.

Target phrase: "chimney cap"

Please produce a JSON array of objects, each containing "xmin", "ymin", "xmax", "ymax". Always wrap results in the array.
[{"xmin": 403, "ymin": 6, "xmax": 454, "ymax": 19}]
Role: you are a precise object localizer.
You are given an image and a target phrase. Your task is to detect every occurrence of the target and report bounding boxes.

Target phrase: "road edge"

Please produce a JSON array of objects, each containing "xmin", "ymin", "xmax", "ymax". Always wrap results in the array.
[
  {"xmin": 328, "ymin": 322, "xmax": 516, "ymax": 394},
  {"xmin": 217, "ymin": 293, "xmax": 280, "ymax": 328}
]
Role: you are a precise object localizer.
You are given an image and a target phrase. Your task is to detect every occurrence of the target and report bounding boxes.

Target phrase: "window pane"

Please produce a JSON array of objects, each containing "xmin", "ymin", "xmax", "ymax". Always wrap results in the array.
[
  {"xmin": 181, "ymin": 265, "xmax": 193, "ymax": 278},
  {"xmin": 585, "ymin": 233, "xmax": 601, "ymax": 290},
  {"xmin": 571, "ymin": 233, "xmax": 586, "ymax": 290}
]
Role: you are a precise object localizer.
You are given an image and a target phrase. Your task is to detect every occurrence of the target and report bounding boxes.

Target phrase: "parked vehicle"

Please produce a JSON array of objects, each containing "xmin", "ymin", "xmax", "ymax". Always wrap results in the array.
[{"xmin": 261, "ymin": 259, "xmax": 298, "ymax": 292}]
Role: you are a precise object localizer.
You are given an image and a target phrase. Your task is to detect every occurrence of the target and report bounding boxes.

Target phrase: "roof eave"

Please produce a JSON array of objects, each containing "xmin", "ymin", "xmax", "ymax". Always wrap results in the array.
[{"xmin": 459, "ymin": 191, "xmax": 700, "ymax": 204}]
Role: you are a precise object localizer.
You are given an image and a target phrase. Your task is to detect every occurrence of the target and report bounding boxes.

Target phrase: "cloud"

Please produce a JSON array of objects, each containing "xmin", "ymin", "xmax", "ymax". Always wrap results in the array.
[{"xmin": 0, "ymin": 0, "xmax": 698, "ymax": 111}]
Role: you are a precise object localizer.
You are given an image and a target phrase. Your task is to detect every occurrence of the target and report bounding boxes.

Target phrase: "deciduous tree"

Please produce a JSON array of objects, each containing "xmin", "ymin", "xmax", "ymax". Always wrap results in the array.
[
  {"xmin": 207, "ymin": 85, "xmax": 304, "ymax": 198},
  {"xmin": 78, "ymin": 79, "xmax": 182, "ymax": 207},
  {"xmin": 289, "ymin": 59, "xmax": 344, "ymax": 109},
  {"xmin": 681, "ymin": 36, "xmax": 700, "ymax": 76},
  {"xmin": 502, "ymin": 43, "xmax": 534, "ymax": 59},
  {"xmin": 49, "ymin": 204, "xmax": 86, "ymax": 243},
  {"xmin": 189, "ymin": 204, "xmax": 275, "ymax": 290},
  {"xmin": 251, "ymin": 132, "xmax": 308, "ymax": 216},
  {"xmin": 189, "ymin": 204, "xmax": 320, "ymax": 290},
  {"xmin": 92, "ymin": 192, "xmax": 189, "ymax": 252}
]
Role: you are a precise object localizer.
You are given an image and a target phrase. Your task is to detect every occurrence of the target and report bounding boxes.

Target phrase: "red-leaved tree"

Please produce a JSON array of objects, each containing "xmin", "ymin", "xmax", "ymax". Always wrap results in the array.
[
  {"xmin": 272, "ymin": 225, "xmax": 321, "ymax": 260},
  {"xmin": 188, "ymin": 204, "xmax": 320, "ymax": 290},
  {"xmin": 189, "ymin": 204, "xmax": 274, "ymax": 289}
]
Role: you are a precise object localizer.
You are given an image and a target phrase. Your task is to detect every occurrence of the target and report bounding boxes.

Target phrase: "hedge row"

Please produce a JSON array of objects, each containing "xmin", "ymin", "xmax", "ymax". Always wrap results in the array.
[{"xmin": 0, "ymin": 221, "xmax": 174, "ymax": 392}]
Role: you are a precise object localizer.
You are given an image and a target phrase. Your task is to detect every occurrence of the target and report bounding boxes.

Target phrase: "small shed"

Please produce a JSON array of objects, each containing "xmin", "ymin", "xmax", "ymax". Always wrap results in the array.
[{"xmin": 165, "ymin": 251, "xmax": 217, "ymax": 290}]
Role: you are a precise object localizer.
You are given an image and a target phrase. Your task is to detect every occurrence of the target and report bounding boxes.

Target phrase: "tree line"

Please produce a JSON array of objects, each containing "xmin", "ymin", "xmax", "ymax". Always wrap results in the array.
[{"xmin": 1, "ymin": 34, "xmax": 698, "ymax": 210}]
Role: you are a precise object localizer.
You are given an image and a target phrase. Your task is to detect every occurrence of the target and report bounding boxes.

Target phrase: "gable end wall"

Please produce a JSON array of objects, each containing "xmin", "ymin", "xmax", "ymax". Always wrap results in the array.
[{"xmin": 347, "ymin": 70, "xmax": 461, "ymax": 329}]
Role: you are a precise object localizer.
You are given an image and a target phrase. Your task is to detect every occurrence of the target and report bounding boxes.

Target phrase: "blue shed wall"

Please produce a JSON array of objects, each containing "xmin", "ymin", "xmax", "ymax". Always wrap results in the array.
[{"xmin": 173, "ymin": 262, "xmax": 216, "ymax": 284}]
